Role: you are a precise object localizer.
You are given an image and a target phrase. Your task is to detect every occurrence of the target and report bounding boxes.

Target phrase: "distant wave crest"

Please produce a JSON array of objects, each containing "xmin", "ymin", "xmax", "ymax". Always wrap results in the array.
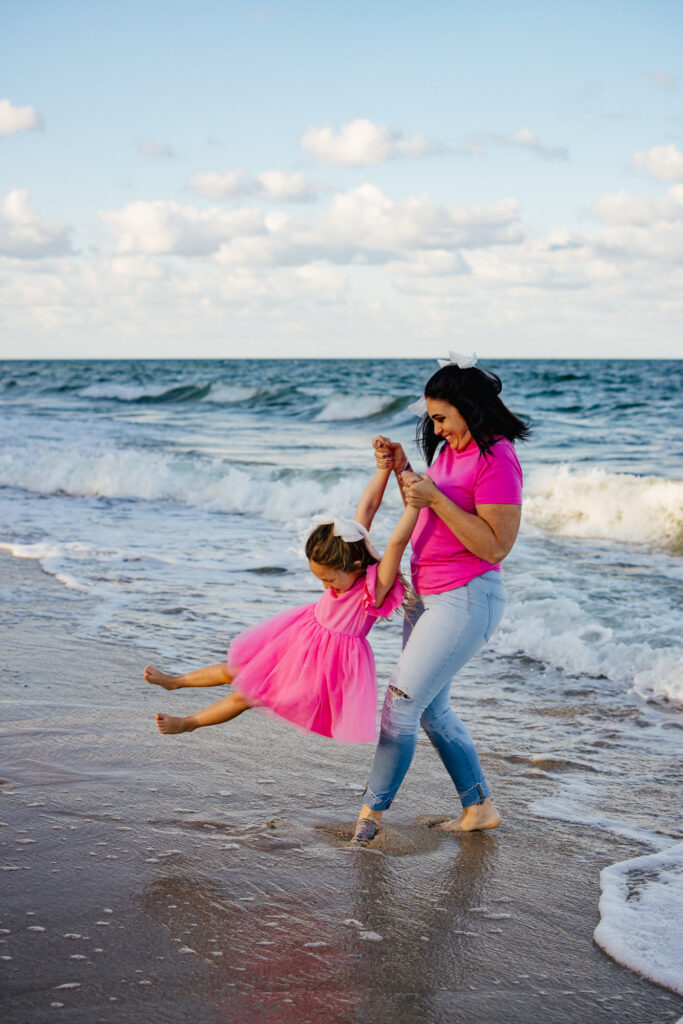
[
  {"xmin": 313, "ymin": 394, "xmax": 409, "ymax": 422},
  {"xmin": 79, "ymin": 382, "xmax": 211, "ymax": 403}
]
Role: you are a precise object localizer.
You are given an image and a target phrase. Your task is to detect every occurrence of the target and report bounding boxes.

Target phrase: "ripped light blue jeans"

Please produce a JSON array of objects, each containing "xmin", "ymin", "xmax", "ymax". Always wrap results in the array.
[{"xmin": 363, "ymin": 570, "xmax": 505, "ymax": 811}]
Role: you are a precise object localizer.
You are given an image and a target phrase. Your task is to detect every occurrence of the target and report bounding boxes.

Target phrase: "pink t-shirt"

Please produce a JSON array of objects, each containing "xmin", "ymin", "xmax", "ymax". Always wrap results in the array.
[{"xmin": 410, "ymin": 437, "xmax": 523, "ymax": 594}]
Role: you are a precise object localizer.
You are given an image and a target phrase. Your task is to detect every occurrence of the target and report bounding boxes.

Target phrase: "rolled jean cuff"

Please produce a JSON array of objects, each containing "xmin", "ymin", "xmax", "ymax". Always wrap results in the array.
[
  {"xmin": 362, "ymin": 783, "xmax": 394, "ymax": 812},
  {"xmin": 459, "ymin": 780, "xmax": 490, "ymax": 808}
]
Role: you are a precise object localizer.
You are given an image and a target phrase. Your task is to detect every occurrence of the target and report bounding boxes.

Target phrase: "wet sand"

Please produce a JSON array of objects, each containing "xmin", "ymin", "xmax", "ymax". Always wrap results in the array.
[{"xmin": 1, "ymin": 552, "xmax": 682, "ymax": 1024}]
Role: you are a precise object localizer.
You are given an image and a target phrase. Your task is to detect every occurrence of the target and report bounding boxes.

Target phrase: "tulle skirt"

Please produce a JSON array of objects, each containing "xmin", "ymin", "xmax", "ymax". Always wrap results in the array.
[{"xmin": 227, "ymin": 604, "xmax": 377, "ymax": 743}]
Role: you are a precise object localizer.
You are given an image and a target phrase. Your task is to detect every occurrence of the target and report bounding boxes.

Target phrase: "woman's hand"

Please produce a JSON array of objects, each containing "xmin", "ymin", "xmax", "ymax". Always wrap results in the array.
[
  {"xmin": 401, "ymin": 472, "xmax": 440, "ymax": 509},
  {"xmin": 373, "ymin": 435, "xmax": 406, "ymax": 472}
]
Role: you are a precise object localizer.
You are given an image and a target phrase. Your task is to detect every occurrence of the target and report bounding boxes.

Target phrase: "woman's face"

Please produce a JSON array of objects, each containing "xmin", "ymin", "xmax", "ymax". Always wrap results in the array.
[{"xmin": 425, "ymin": 398, "xmax": 471, "ymax": 451}]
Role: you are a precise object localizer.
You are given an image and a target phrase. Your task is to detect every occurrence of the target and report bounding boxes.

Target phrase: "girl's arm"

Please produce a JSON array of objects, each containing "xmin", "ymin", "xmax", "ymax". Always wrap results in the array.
[
  {"xmin": 403, "ymin": 473, "xmax": 520, "ymax": 563},
  {"xmin": 355, "ymin": 465, "xmax": 393, "ymax": 530},
  {"xmin": 373, "ymin": 504, "xmax": 420, "ymax": 607}
]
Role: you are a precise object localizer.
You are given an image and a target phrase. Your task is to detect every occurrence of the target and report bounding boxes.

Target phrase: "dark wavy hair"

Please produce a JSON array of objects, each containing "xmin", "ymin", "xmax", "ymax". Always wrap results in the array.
[{"xmin": 417, "ymin": 364, "xmax": 531, "ymax": 466}]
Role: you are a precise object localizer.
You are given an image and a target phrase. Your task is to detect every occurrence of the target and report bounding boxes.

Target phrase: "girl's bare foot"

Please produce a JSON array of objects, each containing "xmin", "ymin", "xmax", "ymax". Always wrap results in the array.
[
  {"xmin": 144, "ymin": 665, "xmax": 181, "ymax": 690},
  {"xmin": 155, "ymin": 713, "xmax": 193, "ymax": 735},
  {"xmin": 434, "ymin": 798, "xmax": 502, "ymax": 833}
]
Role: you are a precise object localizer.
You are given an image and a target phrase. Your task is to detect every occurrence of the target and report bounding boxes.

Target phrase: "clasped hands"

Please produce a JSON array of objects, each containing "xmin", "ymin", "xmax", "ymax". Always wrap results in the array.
[{"xmin": 372, "ymin": 435, "xmax": 439, "ymax": 509}]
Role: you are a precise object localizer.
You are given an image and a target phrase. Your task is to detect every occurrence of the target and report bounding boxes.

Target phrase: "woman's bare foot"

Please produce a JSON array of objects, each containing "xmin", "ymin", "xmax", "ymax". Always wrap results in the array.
[
  {"xmin": 434, "ymin": 798, "xmax": 502, "ymax": 833},
  {"xmin": 155, "ymin": 713, "xmax": 194, "ymax": 735},
  {"xmin": 144, "ymin": 665, "xmax": 181, "ymax": 690}
]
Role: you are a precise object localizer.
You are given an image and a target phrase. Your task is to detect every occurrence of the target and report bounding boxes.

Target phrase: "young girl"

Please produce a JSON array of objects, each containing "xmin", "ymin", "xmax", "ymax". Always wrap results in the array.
[{"xmin": 145, "ymin": 458, "xmax": 418, "ymax": 744}]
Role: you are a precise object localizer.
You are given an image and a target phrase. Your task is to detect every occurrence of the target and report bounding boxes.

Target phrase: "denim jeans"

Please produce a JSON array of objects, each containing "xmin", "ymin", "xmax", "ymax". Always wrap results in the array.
[{"xmin": 363, "ymin": 570, "xmax": 506, "ymax": 811}]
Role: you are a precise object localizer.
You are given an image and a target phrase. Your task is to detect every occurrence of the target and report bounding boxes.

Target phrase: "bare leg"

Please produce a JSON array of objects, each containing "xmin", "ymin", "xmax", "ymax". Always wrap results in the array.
[
  {"xmin": 144, "ymin": 662, "xmax": 233, "ymax": 691},
  {"xmin": 434, "ymin": 798, "xmax": 502, "ymax": 833},
  {"xmin": 156, "ymin": 691, "xmax": 252, "ymax": 735}
]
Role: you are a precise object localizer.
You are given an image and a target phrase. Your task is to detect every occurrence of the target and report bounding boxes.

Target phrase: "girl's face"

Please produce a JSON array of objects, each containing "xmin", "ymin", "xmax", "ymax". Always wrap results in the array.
[
  {"xmin": 309, "ymin": 560, "xmax": 362, "ymax": 596},
  {"xmin": 425, "ymin": 398, "xmax": 471, "ymax": 451}
]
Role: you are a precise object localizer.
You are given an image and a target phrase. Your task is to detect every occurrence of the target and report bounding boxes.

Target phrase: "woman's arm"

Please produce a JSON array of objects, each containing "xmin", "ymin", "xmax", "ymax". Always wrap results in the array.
[
  {"xmin": 373, "ymin": 435, "xmax": 412, "ymax": 507},
  {"xmin": 373, "ymin": 505, "xmax": 420, "ymax": 607},
  {"xmin": 403, "ymin": 473, "xmax": 520, "ymax": 564},
  {"xmin": 354, "ymin": 466, "xmax": 393, "ymax": 530}
]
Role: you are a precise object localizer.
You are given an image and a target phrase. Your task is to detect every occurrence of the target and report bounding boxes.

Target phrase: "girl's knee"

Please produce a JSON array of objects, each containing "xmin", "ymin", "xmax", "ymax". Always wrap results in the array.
[{"xmin": 232, "ymin": 691, "xmax": 252, "ymax": 710}]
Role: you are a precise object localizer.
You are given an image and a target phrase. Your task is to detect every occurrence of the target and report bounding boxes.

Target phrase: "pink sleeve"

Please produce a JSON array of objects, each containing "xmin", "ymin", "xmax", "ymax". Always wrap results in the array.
[
  {"xmin": 473, "ymin": 440, "xmax": 523, "ymax": 505},
  {"xmin": 362, "ymin": 563, "xmax": 405, "ymax": 619}
]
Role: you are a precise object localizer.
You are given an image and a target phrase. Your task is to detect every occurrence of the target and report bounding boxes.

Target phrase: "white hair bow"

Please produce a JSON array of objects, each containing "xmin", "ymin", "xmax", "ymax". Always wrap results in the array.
[
  {"xmin": 408, "ymin": 351, "xmax": 477, "ymax": 417},
  {"xmin": 312, "ymin": 516, "xmax": 381, "ymax": 561},
  {"xmin": 437, "ymin": 350, "xmax": 477, "ymax": 369}
]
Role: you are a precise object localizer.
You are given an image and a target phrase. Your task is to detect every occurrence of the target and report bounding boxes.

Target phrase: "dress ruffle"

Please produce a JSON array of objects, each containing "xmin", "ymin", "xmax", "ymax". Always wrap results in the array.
[{"xmin": 362, "ymin": 562, "xmax": 405, "ymax": 618}]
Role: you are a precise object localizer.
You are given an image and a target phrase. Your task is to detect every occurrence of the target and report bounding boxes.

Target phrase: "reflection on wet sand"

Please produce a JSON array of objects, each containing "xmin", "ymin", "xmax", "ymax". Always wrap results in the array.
[
  {"xmin": 137, "ymin": 826, "xmax": 498, "ymax": 1024},
  {"xmin": 140, "ymin": 873, "xmax": 363, "ymax": 1024}
]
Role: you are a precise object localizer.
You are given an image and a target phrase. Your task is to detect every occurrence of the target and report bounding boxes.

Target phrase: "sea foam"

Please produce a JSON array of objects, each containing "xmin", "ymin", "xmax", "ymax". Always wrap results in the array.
[
  {"xmin": 495, "ymin": 591, "xmax": 683, "ymax": 705},
  {"xmin": 594, "ymin": 843, "xmax": 683, "ymax": 996},
  {"xmin": 0, "ymin": 445, "xmax": 381, "ymax": 524},
  {"xmin": 525, "ymin": 465, "xmax": 683, "ymax": 552}
]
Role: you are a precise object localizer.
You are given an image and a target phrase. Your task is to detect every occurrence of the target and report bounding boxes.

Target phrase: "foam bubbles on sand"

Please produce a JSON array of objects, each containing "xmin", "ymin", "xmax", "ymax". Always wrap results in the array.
[{"xmin": 594, "ymin": 842, "xmax": 683, "ymax": 996}]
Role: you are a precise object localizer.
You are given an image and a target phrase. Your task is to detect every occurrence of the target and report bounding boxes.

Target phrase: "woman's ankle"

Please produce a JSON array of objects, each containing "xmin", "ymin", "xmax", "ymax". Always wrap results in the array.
[{"xmin": 358, "ymin": 806, "xmax": 383, "ymax": 826}]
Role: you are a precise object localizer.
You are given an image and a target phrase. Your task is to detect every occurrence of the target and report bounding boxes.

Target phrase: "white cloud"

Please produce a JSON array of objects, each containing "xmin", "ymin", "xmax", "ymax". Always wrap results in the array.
[
  {"xmin": 102, "ymin": 186, "xmax": 523, "ymax": 264},
  {"xmin": 187, "ymin": 170, "xmax": 249, "ymax": 199},
  {"xmin": 23, "ymin": 178, "xmax": 677, "ymax": 360},
  {"xmin": 257, "ymin": 170, "xmax": 322, "ymax": 201},
  {"xmin": 0, "ymin": 98, "xmax": 43, "ymax": 136},
  {"xmin": 593, "ymin": 184, "xmax": 683, "ymax": 226},
  {"xmin": 99, "ymin": 200, "xmax": 264, "ymax": 255},
  {"xmin": 138, "ymin": 138, "xmax": 176, "ymax": 159},
  {"xmin": 300, "ymin": 118, "xmax": 436, "ymax": 166},
  {"xmin": 632, "ymin": 144, "xmax": 683, "ymax": 182},
  {"xmin": 0, "ymin": 189, "xmax": 71, "ymax": 258},
  {"xmin": 187, "ymin": 169, "xmax": 323, "ymax": 202},
  {"xmin": 464, "ymin": 128, "xmax": 568, "ymax": 160},
  {"xmin": 307, "ymin": 185, "xmax": 523, "ymax": 254},
  {"xmin": 386, "ymin": 250, "xmax": 470, "ymax": 277},
  {"xmin": 591, "ymin": 185, "xmax": 683, "ymax": 264}
]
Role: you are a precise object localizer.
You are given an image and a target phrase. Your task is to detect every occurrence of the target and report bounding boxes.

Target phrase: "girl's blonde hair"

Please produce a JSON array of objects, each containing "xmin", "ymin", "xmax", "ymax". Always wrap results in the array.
[{"xmin": 305, "ymin": 522, "xmax": 415, "ymax": 612}]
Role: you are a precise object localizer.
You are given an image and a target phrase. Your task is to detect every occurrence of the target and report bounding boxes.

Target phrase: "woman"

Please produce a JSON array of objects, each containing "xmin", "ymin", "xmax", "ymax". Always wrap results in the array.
[{"xmin": 352, "ymin": 353, "xmax": 530, "ymax": 843}]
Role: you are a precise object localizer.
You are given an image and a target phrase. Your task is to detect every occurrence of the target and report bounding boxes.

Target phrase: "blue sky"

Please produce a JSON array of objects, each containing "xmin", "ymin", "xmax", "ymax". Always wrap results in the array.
[{"xmin": 1, "ymin": 0, "xmax": 682, "ymax": 357}]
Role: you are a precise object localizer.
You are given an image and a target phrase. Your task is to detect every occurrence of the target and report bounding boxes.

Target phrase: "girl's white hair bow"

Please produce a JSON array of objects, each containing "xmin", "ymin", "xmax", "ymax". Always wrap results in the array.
[
  {"xmin": 408, "ymin": 351, "xmax": 477, "ymax": 417},
  {"xmin": 311, "ymin": 516, "xmax": 381, "ymax": 561}
]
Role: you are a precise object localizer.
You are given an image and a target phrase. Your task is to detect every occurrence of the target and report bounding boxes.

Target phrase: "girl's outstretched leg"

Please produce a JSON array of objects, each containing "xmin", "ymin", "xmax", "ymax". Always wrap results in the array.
[
  {"xmin": 156, "ymin": 691, "xmax": 252, "ymax": 735},
  {"xmin": 145, "ymin": 662, "xmax": 233, "ymax": 691}
]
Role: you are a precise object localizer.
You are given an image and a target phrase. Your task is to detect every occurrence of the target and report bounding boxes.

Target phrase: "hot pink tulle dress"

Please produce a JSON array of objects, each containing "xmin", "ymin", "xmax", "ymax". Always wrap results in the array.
[{"xmin": 226, "ymin": 563, "xmax": 404, "ymax": 743}]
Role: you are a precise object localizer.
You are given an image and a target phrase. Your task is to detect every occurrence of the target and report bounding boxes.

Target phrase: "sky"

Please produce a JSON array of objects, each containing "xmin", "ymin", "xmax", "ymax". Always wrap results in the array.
[{"xmin": 1, "ymin": 0, "xmax": 682, "ymax": 359}]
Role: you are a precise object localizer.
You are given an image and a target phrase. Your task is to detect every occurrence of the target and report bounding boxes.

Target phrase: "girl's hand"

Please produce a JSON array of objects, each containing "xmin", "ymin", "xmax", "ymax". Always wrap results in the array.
[
  {"xmin": 402, "ymin": 473, "xmax": 440, "ymax": 509},
  {"xmin": 373, "ymin": 435, "xmax": 406, "ymax": 472}
]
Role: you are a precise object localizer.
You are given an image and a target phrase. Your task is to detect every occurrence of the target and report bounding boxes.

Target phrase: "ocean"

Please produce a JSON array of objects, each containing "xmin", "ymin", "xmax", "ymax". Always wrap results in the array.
[{"xmin": 1, "ymin": 357, "xmax": 681, "ymax": 1019}]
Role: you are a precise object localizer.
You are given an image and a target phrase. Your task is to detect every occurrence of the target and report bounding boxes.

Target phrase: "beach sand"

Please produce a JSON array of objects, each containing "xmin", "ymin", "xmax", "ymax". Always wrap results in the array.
[{"xmin": 1, "ymin": 552, "xmax": 681, "ymax": 1024}]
